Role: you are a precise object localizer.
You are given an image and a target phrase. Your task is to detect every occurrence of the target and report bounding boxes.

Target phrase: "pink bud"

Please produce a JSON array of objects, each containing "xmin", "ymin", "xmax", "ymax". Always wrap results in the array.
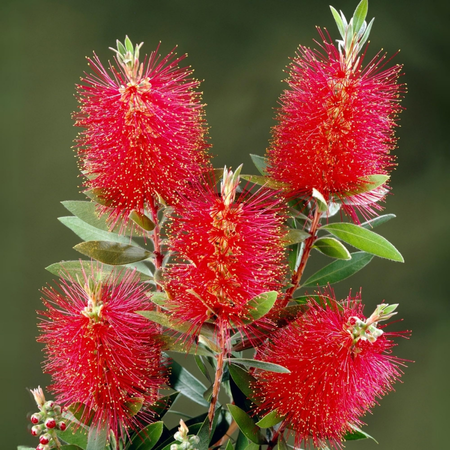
[
  {"xmin": 44, "ymin": 418, "xmax": 56, "ymax": 429},
  {"xmin": 31, "ymin": 425, "xmax": 42, "ymax": 436},
  {"xmin": 39, "ymin": 434, "xmax": 50, "ymax": 445},
  {"xmin": 31, "ymin": 413, "xmax": 41, "ymax": 424}
]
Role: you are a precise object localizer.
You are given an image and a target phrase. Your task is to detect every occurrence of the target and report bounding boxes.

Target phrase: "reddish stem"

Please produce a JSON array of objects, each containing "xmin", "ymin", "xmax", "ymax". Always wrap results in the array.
[{"xmin": 282, "ymin": 205, "xmax": 322, "ymax": 307}]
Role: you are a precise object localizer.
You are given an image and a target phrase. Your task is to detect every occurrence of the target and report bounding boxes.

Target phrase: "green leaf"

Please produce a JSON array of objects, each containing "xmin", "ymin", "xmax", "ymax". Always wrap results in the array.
[
  {"xmin": 46, "ymin": 260, "xmax": 152, "ymax": 282},
  {"xmin": 359, "ymin": 17, "xmax": 375, "ymax": 48},
  {"xmin": 148, "ymin": 292, "xmax": 168, "ymax": 308},
  {"xmin": 344, "ymin": 425, "xmax": 378, "ymax": 443},
  {"xmin": 321, "ymin": 222, "xmax": 404, "ymax": 262},
  {"xmin": 151, "ymin": 392, "xmax": 179, "ymax": 418},
  {"xmin": 249, "ymin": 154, "xmax": 268, "ymax": 175},
  {"xmin": 277, "ymin": 437, "xmax": 288, "ymax": 450},
  {"xmin": 168, "ymin": 359, "xmax": 209, "ymax": 407},
  {"xmin": 138, "ymin": 310, "xmax": 192, "ymax": 334},
  {"xmin": 346, "ymin": 174, "xmax": 389, "ymax": 196},
  {"xmin": 62, "ymin": 200, "xmax": 133, "ymax": 235},
  {"xmin": 126, "ymin": 397, "xmax": 144, "ymax": 417},
  {"xmin": 17, "ymin": 447, "xmax": 35, "ymax": 450},
  {"xmin": 244, "ymin": 291, "xmax": 278, "ymax": 323},
  {"xmin": 59, "ymin": 216, "xmax": 136, "ymax": 245},
  {"xmin": 293, "ymin": 295, "xmax": 335, "ymax": 306},
  {"xmin": 196, "ymin": 414, "xmax": 211, "ymax": 450},
  {"xmin": 313, "ymin": 237, "xmax": 351, "ymax": 260},
  {"xmin": 239, "ymin": 174, "xmax": 288, "ymax": 189},
  {"xmin": 129, "ymin": 210, "xmax": 155, "ymax": 231},
  {"xmin": 225, "ymin": 440, "xmax": 234, "ymax": 450},
  {"xmin": 301, "ymin": 251, "xmax": 374, "ymax": 287},
  {"xmin": 57, "ymin": 422, "xmax": 88, "ymax": 448},
  {"xmin": 128, "ymin": 421, "xmax": 164, "ymax": 450},
  {"xmin": 74, "ymin": 241, "xmax": 152, "ymax": 265},
  {"xmin": 228, "ymin": 363, "xmax": 257, "ymax": 400},
  {"xmin": 283, "ymin": 228, "xmax": 310, "ymax": 246},
  {"xmin": 312, "ymin": 188, "xmax": 328, "ymax": 212},
  {"xmin": 352, "ymin": 0, "xmax": 368, "ymax": 36},
  {"xmin": 86, "ymin": 423, "xmax": 108, "ymax": 450},
  {"xmin": 245, "ymin": 443, "xmax": 260, "ymax": 450},
  {"xmin": 360, "ymin": 213, "xmax": 396, "ymax": 230},
  {"xmin": 255, "ymin": 409, "xmax": 284, "ymax": 428},
  {"xmin": 163, "ymin": 335, "xmax": 214, "ymax": 356},
  {"xmin": 330, "ymin": 5, "xmax": 345, "ymax": 38},
  {"xmin": 227, "ymin": 405, "xmax": 266, "ymax": 444},
  {"xmin": 61, "ymin": 446, "xmax": 84, "ymax": 450},
  {"xmin": 65, "ymin": 402, "xmax": 95, "ymax": 427},
  {"xmin": 229, "ymin": 358, "xmax": 290, "ymax": 373},
  {"xmin": 235, "ymin": 431, "xmax": 249, "ymax": 450}
]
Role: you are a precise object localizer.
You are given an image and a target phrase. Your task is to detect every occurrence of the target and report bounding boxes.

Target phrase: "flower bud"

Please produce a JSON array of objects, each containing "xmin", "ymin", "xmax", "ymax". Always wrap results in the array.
[
  {"xmin": 43, "ymin": 401, "xmax": 55, "ymax": 411},
  {"xmin": 31, "ymin": 413, "xmax": 42, "ymax": 424},
  {"xmin": 58, "ymin": 421, "xmax": 67, "ymax": 431},
  {"xmin": 31, "ymin": 425, "xmax": 43, "ymax": 436},
  {"xmin": 44, "ymin": 418, "xmax": 56, "ymax": 429},
  {"xmin": 39, "ymin": 434, "xmax": 51, "ymax": 445}
]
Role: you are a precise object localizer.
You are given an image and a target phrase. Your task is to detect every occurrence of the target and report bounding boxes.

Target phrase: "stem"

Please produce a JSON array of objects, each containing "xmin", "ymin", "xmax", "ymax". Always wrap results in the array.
[
  {"xmin": 148, "ymin": 198, "xmax": 164, "ymax": 291},
  {"xmin": 211, "ymin": 420, "xmax": 239, "ymax": 448},
  {"xmin": 208, "ymin": 324, "xmax": 227, "ymax": 428},
  {"xmin": 266, "ymin": 423, "xmax": 286, "ymax": 450},
  {"xmin": 282, "ymin": 205, "xmax": 322, "ymax": 306}
]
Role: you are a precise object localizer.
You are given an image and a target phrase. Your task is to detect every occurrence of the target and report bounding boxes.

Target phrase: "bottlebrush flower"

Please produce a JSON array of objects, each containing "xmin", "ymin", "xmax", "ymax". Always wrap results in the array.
[
  {"xmin": 164, "ymin": 166, "xmax": 287, "ymax": 332},
  {"xmin": 252, "ymin": 291, "xmax": 407, "ymax": 449},
  {"xmin": 266, "ymin": 7, "xmax": 404, "ymax": 221},
  {"xmin": 38, "ymin": 267, "xmax": 167, "ymax": 439},
  {"xmin": 74, "ymin": 37, "xmax": 211, "ymax": 226}
]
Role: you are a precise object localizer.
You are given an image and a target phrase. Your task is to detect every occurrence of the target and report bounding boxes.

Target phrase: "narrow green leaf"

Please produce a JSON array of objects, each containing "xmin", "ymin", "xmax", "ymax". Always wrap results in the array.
[
  {"xmin": 62, "ymin": 200, "xmax": 133, "ymax": 235},
  {"xmin": 138, "ymin": 310, "xmax": 192, "ymax": 334},
  {"xmin": 196, "ymin": 413, "xmax": 211, "ymax": 450},
  {"xmin": 46, "ymin": 260, "xmax": 152, "ymax": 282},
  {"xmin": 129, "ymin": 210, "xmax": 155, "ymax": 231},
  {"xmin": 344, "ymin": 425, "xmax": 378, "ymax": 443},
  {"xmin": 284, "ymin": 228, "xmax": 310, "ymax": 246},
  {"xmin": 149, "ymin": 292, "xmax": 168, "ymax": 308},
  {"xmin": 244, "ymin": 291, "xmax": 278, "ymax": 323},
  {"xmin": 255, "ymin": 409, "xmax": 284, "ymax": 428},
  {"xmin": 235, "ymin": 431, "xmax": 249, "ymax": 450},
  {"xmin": 58, "ymin": 216, "xmax": 135, "ymax": 245},
  {"xmin": 313, "ymin": 237, "xmax": 351, "ymax": 260},
  {"xmin": 126, "ymin": 397, "xmax": 144, "ymax": 417},
  {"xmin": 151, "ymin": 392, "xmax": 179, "ymax": 418},
  {"xmin": 225, "ymin": 440, "xmax": 234, "ymax": 450},
  {"xmin": 74, "ymin": 241, "xmax": 152, "ymax": 265},
  {"xmin": 301, "ymin": 251, "xmax": 374, "ymax": 287},
  {"xmin": 168, "ymin": 360, "xmax": 209, "ymax": 407},
  {"xmin": 239, "ymin": 174, "xmax": 288, "ymax": 189},
  {"xmin": 359, "ymin": 17, "xmax": 375, "ymax": 48},
  {"xmin": 249, "ymin": 154, "xmax": 268, "ymax": 175},
  {"xmin": 86, "ymin": 423, "xmax": 108, "ymax": 450},
  {"xmin": 61, "ymin": 446, "xmax": 84, "ymax": 450},
  {"xmin": 128, "ymin": 421, "xmax": 164, "ymax": 450},
  {"xmin": 163, "ymin": 335, "xmax": 213, "ymax": 356},
  {"xmin": 293, "ymin": 295, "xmax": 335, "ymax": 306},
  {"xmin": 46, "ymin": 260, "xmax": 151, "ymax": 282},
  {"xmin": 227, "ymin": 405, "xmax": 266, "ymax": 444},
  {"xmin": 245, "ymin": 443, "xmax": 260, "ymax": 450},
  {"xmin": 229, "ymin": 358, "xmax": 290, "ymax": 373},
  {"xmin": 65, "ymin": 402, "xmax": 95, "ymax": 427},
  {"xmin": 228, "ymin": 363, "xmax": 257, "ymax": 400},
  {"xmin": 321, "ymin": 222, "xmax": 404, "ymax": 262},
  {"xmin": 346, "ymin": 174, "xmax": 389, "ymax": 196},
  {"xmin": 360, "ymin": 213, "xmax": 396, "ymax": 230},
  {"xmin": 17, "ymin": 447, "xmax": 35, "ymax": 450},
  {"xmin": 330, "ymin": 5, "xmax": 345, "ymax": 38},
  {"xmin": 312, "ymin": 188, "xmax": 328, "ymax": 212},
  {"xmin": 352, "ymin": 0, "xmax": 368, "ymax": 36}
]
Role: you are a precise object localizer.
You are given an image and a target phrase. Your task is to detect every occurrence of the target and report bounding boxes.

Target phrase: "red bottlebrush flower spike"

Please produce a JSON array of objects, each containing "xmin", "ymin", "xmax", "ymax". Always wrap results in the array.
[
  {"xmin": 164, "ymin": 166, "xmax": 287, "ymax": 333},
  {"xmin": 74, "ymin": 36, "xmax": 211, "ymax": 227},
  {"xmin": 266, "ymin": 25, "xmax": 404, "ymax": 221},
  {"xmin": 38, "ymin": 267, "xmax": 167, "ymax": 439},
  {"xmin": 252, "ymin": 290, "xmax": 407, "ymax": 449}
]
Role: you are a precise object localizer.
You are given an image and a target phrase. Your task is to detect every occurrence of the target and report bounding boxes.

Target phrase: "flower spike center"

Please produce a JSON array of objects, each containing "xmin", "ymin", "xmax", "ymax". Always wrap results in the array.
[
  {"xmin": 221, "ymin": 164, "xmax": 243, "ymax": 207},
  {"xmin": 346, "ymin": 303, "xmax": 398, "ymax": 344},
  {"xmin": 81, "ymin": 279, "xmax": 104, "ymax": 321}
]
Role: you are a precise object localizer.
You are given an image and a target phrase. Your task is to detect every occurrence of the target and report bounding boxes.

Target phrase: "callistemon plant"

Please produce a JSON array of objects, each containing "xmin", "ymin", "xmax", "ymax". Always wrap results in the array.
[{"xmin": 22, "ymin": 2, "xmax": 410, "ymax": 450}]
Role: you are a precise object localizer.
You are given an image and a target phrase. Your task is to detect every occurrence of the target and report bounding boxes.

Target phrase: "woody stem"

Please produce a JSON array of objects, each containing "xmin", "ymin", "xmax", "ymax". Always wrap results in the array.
[
  {"xmin": 282, "ymin": 205, "xmax": 322, "ymax": 306},
  {"xmin": 208, "ymin": 324, "xmax": 227, "ymax": 428}
]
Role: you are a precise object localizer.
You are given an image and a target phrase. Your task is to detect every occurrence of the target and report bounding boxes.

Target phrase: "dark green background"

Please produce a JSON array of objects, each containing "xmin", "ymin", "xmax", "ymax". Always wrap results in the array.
[{"xmin": 1, "ymin": 0, "xmax": 448, "ymax": 448}]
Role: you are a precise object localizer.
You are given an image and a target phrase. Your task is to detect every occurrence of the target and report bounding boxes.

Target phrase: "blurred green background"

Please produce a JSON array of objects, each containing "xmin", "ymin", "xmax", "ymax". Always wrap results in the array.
[{"xmin": 1, "ymin": 0, "xmax": 448, "ymax": 448}]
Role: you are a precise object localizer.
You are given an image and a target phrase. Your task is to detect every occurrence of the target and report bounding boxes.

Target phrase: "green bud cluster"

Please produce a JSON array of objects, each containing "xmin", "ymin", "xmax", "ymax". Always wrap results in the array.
[
  {"xmin": 30, "ymin": 388, "xmax": 66, "ymax": 450},
  {"xmin": 170, "ymin": 420, "xmax": 200, "ymax": 450}
]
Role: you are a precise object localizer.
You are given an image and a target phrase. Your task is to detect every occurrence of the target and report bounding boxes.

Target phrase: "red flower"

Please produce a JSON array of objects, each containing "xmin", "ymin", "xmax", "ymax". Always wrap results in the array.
[
  {"xmin": 38, "ymin": 267, "xmax": 166, "ymax": 438},
  {"xmin": 252, "ymin": 291, "xmax": 406, "ymax": 449},
  {"xmin": 74, "ymin": 38, "xmax": 210, "ymax": 226},
  {"xmin": 266, "ymin": 30, "xmax": 404, "ymax": 221},
  {"xmin": 164, "ymin": 167, "xmax": 287, "ymax": 332}
]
